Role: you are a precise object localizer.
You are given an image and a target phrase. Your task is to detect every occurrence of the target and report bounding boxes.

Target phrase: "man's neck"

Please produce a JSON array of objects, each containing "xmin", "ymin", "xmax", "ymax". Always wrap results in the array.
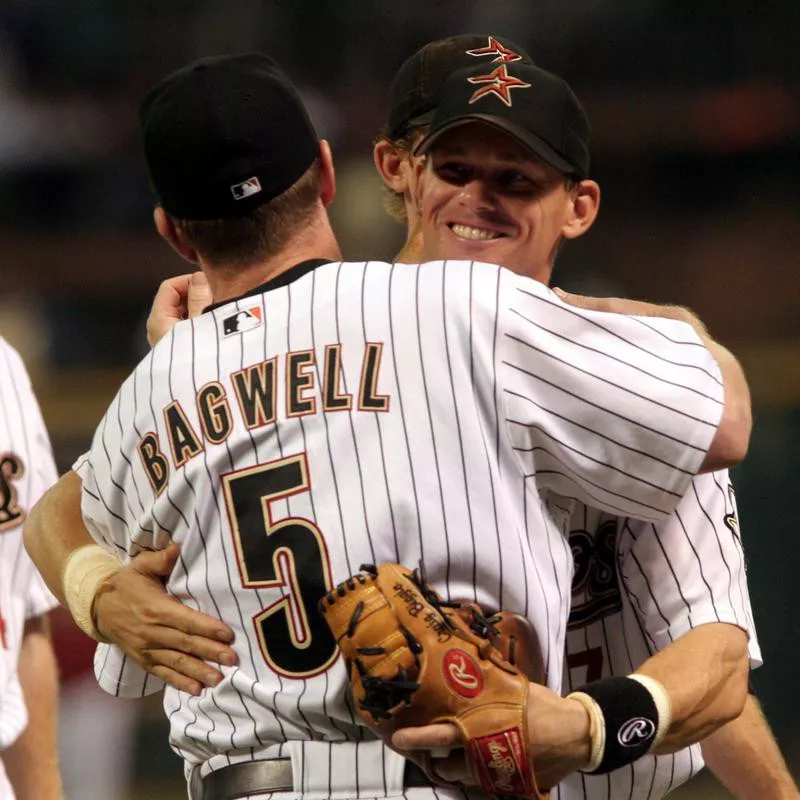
[
  {"xmin": 204, "ymin": 225, "xmax": 342, "ymax": 305},
  {"xmin": 395, "ymin": 226, "xmax": 424, "ymax": 264}
]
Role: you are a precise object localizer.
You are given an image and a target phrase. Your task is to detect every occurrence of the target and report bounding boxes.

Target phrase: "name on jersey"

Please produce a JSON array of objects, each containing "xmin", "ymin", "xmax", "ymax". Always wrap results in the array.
[{"xmin": 137, "ymin": 342, "xmax": 390, "ymax": 494}]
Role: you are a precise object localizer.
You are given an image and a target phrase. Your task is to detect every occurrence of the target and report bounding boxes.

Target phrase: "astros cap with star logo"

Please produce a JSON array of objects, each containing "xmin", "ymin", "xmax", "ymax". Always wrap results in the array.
[
  {"xmin": 386, "ymin": 34, "xmax": 533, "ymax": 139},
  {"xmin": 414, "ymin": 60, "xmax": 591, "ymax": 178}
]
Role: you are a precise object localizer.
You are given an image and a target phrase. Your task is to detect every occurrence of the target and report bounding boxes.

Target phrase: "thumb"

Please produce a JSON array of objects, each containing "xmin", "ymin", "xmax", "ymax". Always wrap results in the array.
[
  {"xmin": 131, "ymin": 542, "xmax": 181, "ymax": 579},
  {"xmin": 187, "ymin": 272, "xmax": 212, "ymax": 319}
]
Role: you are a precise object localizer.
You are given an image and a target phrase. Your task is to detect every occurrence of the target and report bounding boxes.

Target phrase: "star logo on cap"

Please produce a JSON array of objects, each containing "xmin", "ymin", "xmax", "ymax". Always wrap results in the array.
[
  {"xmin": 465, "ymin": 36, "xmax": 523, "ymax": 64},
  {"xmin": 467, "ymin": 65, "xmax": 532, "ymax": 107}
]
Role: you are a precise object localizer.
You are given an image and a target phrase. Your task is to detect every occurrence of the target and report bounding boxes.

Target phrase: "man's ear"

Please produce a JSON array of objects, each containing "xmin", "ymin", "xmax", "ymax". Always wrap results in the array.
[
  {"xmin": 373, "ymin": 138, "xmax": 411, "ymax": 194},
  {"xmin": 318, "ymin": 139, "xmax": 336, "ymax": 207},
  {"xmin": 153, "ymin": 207, "xmax": 200, "ymax": 264},
  {"xmin": 561, "ymin": 179, "xmax": 601, "ymax": 241}
]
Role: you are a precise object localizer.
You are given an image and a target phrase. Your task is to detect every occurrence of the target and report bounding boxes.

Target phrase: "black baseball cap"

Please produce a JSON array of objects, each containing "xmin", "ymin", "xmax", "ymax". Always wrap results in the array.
[
  {"xmin": 413, "ymin": 61, "xmax": 591, "ymax": 178},
  {"xmin": 140, "ymin": 53, "xmax": 319, "ymax": 220},
  {"xmin": 386, "ymin": 34, "xmax": 533, "ymax": 139}
]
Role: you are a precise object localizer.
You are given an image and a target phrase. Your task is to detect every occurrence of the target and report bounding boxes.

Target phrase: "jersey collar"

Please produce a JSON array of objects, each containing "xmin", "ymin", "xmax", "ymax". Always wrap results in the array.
[{"xmin": 203, "ymin": 258, "xmax": 332, "ymax": 313}]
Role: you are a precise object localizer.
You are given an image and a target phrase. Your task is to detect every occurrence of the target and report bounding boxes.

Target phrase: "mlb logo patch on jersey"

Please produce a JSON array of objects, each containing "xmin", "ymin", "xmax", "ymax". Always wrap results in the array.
[
  {"xmin": 231, "ymin": 176, "xmax": 262, "ymax": 201},
  {"xmin": 222, "ymin": 306, "xmax": 263, "ymax": 336}
]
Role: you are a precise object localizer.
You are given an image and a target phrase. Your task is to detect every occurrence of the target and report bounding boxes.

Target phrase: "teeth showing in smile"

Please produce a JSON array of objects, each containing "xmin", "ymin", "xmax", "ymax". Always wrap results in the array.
[{"xmin": 450, "ymin": 223, "xmax": 500, "ymax": 241}]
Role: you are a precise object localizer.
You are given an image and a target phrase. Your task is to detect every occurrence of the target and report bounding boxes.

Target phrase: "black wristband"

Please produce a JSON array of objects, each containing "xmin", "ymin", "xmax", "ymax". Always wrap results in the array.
[{"xmin": 574, "ymin": 676, "xmax": 661, "ymax": 775}]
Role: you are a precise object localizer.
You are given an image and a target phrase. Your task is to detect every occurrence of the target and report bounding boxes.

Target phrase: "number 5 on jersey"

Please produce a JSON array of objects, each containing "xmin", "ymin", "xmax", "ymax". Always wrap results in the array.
[{"xmin": 222, "ymin": 453, "xmax": 338, "ymax": 678}]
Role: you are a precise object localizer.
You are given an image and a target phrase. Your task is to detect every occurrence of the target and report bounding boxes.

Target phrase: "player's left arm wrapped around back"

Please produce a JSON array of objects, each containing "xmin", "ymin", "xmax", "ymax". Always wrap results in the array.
[{"xmin": 319, "ymin": 563, "xmax": 550, "ymax": 799}]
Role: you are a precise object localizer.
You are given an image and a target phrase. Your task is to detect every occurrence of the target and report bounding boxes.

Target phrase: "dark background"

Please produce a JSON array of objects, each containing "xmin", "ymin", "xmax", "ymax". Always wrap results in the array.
[{"xmin": 1, "ymin": 2, "xmax": 797, "ymax": 797}]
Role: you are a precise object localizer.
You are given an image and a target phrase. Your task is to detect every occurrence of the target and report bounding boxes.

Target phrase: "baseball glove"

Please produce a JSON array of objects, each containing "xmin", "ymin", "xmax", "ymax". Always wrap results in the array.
[
  {"xmin": 319, "ymin": 563, "xmax": 548, "ymax": 799},
  {"xmin": 454, "ymin": 602, "xmax": 546, "ymax": 686}
]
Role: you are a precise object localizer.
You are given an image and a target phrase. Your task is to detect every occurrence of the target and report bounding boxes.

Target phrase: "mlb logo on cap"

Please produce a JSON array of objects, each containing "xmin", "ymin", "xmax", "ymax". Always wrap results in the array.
[
  {"xmin": 222, "ymin": 306, "xmax": 263, "ymax": 336},
  {"xmin": 231, "ymin": 177, "xmax": 262, "ymax": 201}
]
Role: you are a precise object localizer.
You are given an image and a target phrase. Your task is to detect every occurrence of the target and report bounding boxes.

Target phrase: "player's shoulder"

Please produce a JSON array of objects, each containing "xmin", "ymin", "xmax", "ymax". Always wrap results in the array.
[{"xmin": 369, "ymin": 257, "xmax": 541, "ymax": 295}]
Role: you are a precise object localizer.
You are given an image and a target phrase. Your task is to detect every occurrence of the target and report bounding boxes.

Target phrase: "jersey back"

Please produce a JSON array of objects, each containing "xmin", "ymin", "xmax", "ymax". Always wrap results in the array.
[{"xmin": 78, "ymin": 259, "xmax": 725, "ymax": 773}]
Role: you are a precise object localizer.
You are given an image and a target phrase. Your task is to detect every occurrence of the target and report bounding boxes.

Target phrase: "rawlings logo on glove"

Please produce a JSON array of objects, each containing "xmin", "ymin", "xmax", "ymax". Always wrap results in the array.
[{"xmin": 319, "ymin": 563, "xmax": 548, "ymax": 799}]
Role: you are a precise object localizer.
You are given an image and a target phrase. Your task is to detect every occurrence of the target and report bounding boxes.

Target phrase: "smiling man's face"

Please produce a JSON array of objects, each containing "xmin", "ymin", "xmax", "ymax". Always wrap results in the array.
[{"xmin": 417, "ymin": 122, "xmax": 583, "ymax": 285}]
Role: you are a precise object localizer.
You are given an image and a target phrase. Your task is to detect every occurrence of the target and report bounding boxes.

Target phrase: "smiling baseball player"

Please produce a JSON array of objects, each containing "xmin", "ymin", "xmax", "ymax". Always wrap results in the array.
[{"xmin": 370, "ymin": 38, "xmax": 791, "ymax": 798}]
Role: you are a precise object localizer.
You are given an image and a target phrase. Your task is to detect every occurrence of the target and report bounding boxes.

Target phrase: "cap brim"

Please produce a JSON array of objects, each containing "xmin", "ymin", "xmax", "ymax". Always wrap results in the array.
[{"xmin": 414, "ymin": 114, "xmax": 576, "ymax": 176}]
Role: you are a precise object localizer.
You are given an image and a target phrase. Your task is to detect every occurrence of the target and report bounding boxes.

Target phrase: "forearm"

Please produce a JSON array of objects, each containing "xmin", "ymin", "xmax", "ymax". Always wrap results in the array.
[
  {"xmin": 1, "ymin": 616, "xmax": 63, "ymax": 800},
  {"xmin": 23, "ymin": 470, "xmax": 94, "ymax": 605},
  {"xmin": 701, "ymin": 693, "xmax": 799, "ymax": 799},
  {"xmin": 636, "ymin": 622, "xmax": 749, "ymax": 753}
]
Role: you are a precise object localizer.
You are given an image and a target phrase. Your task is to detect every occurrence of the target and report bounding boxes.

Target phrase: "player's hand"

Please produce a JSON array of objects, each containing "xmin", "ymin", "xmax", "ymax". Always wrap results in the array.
[
  {"xmin": 552, "ymin": 288, "xmax": 708, "ymax": 337},
  {"xmin": 392, "ymin": 682, "xmax": 592, "ymax": 790},
  {"xmin": 146, "ymin": 271, "xmax": 212, "ymax": 347},
  {"xmin": 93, "ymin": 543, "xmax": 237, "ymax": 695}
]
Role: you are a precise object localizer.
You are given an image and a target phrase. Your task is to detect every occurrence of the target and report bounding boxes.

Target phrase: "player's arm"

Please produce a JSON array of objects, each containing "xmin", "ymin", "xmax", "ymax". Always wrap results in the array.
[
  {"xmin": 554, "ymin": 290, "xmax": 752, "ymax": 474},
  {"xmin": 632, "ymin": 621, "xmax": 749, "ymax": 752},
  {"xmin": 701, "ymin": 693, "xmax": 799, "ymax": 799},
  {"xmin": 1, "ymin": 614, "xmax": 63, "ymax": 800},
  {"xmin": 615, "ymin": 470, "xmax": 757, "ymax": 752},
  {"xmin": 392, "ymin": 621, "xmax": 747, "ymax": 787},
  {"xmin": 23, "ymin": 470, "xmax": 236, "ymax": 695}
]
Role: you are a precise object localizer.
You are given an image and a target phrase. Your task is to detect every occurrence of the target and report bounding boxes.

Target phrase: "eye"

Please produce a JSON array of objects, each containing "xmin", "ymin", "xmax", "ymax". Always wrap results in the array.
[
  {"xmin": 496, "ymin": 170, "xmax": 539, "ymax": 194},
  {"xmin": 433, "ymin": 161, "xmax": 474, "ymax": 185}
]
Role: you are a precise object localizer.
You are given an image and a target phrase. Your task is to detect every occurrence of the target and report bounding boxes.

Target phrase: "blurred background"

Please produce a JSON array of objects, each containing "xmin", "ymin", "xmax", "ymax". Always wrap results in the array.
[{"xmin": 1, "ymin": 1, "xmax": 797, "ymax": 798}]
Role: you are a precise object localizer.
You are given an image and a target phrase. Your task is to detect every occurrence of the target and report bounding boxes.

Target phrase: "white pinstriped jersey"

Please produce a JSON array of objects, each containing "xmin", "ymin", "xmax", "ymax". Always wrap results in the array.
[
  {"xmin": 555, "ymin": 470, "xmax": 761, "ymax": 800},
  {"xmin": 0, "ymin": 339, "xmax": 59, "ymax": 799},
  {"xmin": 75, "ymin": 258, "xmax": 726, "ymax": 796}
]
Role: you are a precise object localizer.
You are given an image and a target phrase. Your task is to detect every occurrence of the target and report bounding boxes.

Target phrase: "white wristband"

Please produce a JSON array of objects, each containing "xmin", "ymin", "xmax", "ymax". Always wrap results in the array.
[
  {"xmin": 629, "ymin": 673, "xmax": 672, "ymax": 751},
  {"xmin": 62, "ymin": 544, "xmax": 122, "ymax": 642},
  {"xmin": 566, "ymin": 691, "xmax": 606, "ymax": 772}
]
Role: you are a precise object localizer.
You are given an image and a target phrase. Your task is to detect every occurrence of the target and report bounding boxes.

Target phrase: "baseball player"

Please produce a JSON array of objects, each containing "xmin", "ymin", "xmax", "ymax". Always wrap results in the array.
[
  {"xmin": 0, "ymin": 337, "xmax": 63, "ymax": 800},
  {"xmin": 370, "ymin": 36, "xmax": 796, "ymax": 798},
  {"xmin": 25, "ymin": 53, "xmax": 753, "ymax": 799}
]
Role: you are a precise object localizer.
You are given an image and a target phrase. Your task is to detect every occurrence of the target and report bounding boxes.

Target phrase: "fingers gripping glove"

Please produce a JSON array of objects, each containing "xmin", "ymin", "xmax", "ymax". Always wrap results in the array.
[{"xmin": 319, "ymin": 563, "xmax": 548, "ymax": 799}]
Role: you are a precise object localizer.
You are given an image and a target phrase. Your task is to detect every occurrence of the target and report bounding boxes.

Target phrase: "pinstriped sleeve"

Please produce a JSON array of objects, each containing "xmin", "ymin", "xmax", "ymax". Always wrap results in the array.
[
  {"xmin": 496, "ymin": 274, "xmax": 724, "ymax": 521},
  {"xmin": 619, "ymin": 470, "xmax": 762, "ymax": 668}
]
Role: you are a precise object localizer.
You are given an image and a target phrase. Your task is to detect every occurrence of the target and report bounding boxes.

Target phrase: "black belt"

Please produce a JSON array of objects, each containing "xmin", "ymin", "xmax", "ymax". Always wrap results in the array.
[{"xmin": 198, "ymin": 757, "xmax": 433, "ymax": 799}]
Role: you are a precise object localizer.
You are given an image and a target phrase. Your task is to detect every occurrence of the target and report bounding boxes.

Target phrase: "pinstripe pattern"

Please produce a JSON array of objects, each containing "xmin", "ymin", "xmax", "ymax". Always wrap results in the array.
[
  {"xmin": 555, "ymin": 470, "xmax": 761, "ymax": 799},
  {"xmin": 0, "ymin": 339, "xmax": 59, "ymax": 761},
  {"xmin": 76, "ymin": 259, "xmax": 726, "ymax": 795}
]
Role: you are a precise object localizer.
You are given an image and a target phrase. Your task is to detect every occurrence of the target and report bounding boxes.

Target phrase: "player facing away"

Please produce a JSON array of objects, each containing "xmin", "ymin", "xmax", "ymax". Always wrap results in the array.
[
  {"xmin": 0, "ymin": 338, "xmax": 63, "ymax": 800},
  {"xmin": 372, "ymin": 36, "xmax": 796, "ymax": 799},
  {"xmin": 25, "ymin": 53, "xmax": 753, "ymax": 800}
]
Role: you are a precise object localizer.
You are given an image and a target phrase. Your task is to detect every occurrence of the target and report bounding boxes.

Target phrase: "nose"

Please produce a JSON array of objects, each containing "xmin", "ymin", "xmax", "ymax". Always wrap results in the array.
[{"xmin": 457, "ymin": 177, "xmax": 496, "ymax": 210}]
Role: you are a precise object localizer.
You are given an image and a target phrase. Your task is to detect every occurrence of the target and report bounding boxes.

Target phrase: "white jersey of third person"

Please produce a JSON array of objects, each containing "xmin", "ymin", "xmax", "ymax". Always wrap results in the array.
[
  {"xmin": 75, "ymin": 258, "xmax": 726, "ymax": 798},
  {"xmin": 0, "ymin": 339, "xmax": 59, "ymax": 799},
  {"xmin": 555, "ymin": 470, "xmax": 761, "ymax": 800}
]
